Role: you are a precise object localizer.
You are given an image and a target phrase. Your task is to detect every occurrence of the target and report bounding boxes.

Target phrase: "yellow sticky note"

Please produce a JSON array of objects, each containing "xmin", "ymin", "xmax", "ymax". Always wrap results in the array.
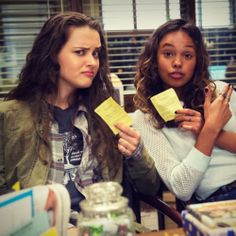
[
  {"xmin": 12, "ymin": 181, "xmax": 20, "ymax": 191},
  {"xmin": 95, "ymin": 97, "xmax": 132, "ymax": 135},
  {"xmin": 150, "ymin": 88, "xmax": 183, "ymax": 122},
  {"xmin": 41, "ymin": 227, "xmax": 59, "ymax": 236}
]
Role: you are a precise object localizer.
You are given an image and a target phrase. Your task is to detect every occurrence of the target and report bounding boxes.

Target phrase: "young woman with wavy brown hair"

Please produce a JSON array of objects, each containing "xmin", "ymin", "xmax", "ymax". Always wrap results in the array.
[
  {"xmin": 133, "ymin": 19, "xmax": 236, "ymax": 203},
  {"xmin": 0, "ymin": 12, "xmax": 160, "ymax": 224}
]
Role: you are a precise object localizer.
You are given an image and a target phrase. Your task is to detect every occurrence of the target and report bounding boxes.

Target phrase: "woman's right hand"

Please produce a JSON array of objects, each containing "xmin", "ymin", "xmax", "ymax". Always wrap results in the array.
[{"xmin": 203, "ymin": 84, "xmax": 233, "ymax": 133}]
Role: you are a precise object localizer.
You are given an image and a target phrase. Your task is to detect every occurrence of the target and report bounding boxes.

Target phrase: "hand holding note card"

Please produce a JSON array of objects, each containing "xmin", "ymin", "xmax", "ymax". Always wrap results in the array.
[
  {"xmin": 150, "ymin": 88, "xmax": 183, "ymax": 122},
  {"xmin": 95, "ymin": 97, "xmax": 132, "ymax": 135}
]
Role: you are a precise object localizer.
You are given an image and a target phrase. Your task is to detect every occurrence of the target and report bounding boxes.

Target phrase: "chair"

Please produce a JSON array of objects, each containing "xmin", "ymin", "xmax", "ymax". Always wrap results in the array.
[
  {"xmin": 134, "ymin": 180, "xmax": 200, "ymax": 230},
  {"xmin": 134, "ymin": 191, "xmax": 183, "ymax": 230},
  {"xmin": 122, "ymin": 165, "xmax": 182, "ymax": 231}
]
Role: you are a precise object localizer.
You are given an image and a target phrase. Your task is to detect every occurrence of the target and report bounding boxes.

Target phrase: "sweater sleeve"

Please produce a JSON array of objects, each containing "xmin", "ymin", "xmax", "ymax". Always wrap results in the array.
[{"xmin": 133, "ymin": 110, "xmax": 211, "ymax": 201}]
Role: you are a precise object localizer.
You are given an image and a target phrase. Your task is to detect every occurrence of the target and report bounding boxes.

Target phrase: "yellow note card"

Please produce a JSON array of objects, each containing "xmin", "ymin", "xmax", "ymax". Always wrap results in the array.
[
  {"xmin": 12, "ymin": 181, "xmax": 20, "ymax": 191},
  {"xmin": 41, "ymin": 227, "xmax": 59, "ymax": 236},
  {"xmin": 150, "ymin": 88, "xmax": 183, "ymax": 122},
  {"xmin": 95, "ymin": 97, "xmax": 132, "ymax": 135}
]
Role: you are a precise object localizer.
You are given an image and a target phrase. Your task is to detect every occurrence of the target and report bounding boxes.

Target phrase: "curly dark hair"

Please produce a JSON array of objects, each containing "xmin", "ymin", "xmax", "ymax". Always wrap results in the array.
[
  {"xmin": 134, "ymin": 18, "xmax": 215, "ymax": 128},
  {"xmin": 6, "ymin": 12, "xmax": 120, "ymax": 177}
]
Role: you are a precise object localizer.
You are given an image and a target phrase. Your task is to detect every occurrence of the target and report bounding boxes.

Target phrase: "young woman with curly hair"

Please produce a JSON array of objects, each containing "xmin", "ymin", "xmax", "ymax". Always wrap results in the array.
[
  {"xmin": 0, "ymin": 12, "xmax": 160, "ymax": 222},
  {"xmin": 133, "ymin": 19, "xmax": 236, "ymax": 203}
]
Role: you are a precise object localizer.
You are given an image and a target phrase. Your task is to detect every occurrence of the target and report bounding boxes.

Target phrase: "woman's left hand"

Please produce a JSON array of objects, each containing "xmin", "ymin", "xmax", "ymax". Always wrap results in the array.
[
  {"xmin": 175, "ymin": 108, "xmax": 203, "ymax": 136},
  {"xmin": 115, "ymin": 123, "xmax": 141, "ymax": 157}
]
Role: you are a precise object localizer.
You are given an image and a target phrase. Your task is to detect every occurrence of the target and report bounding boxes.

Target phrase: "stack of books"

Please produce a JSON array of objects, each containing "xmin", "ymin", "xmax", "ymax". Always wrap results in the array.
[{"xmin": 181, "ymin": 200, "xmax": 236, "ymax": 235}]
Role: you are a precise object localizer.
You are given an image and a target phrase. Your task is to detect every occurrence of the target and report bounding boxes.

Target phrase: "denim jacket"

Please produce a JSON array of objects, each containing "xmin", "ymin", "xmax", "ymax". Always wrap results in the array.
[{"xmin": 0, "ymin": 100, "xmax": 160, "ymax": 195}]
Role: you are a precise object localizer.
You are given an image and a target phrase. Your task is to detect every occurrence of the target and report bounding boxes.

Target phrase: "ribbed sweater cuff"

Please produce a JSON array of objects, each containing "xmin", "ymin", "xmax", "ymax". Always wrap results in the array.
[{"xmin": 183, "ymin": 147, "xmax": 211, "ymax": 172}]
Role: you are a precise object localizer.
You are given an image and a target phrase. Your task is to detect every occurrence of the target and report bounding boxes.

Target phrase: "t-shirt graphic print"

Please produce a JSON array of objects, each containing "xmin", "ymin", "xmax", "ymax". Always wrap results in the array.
[{"xmin": 64, "ymin": 128, "xmax": 84, "ymax": 185}]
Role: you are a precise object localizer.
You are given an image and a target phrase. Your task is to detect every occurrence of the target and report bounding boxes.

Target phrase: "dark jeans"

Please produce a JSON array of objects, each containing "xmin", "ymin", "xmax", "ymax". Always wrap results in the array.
[
  {"xmin": 203, "ymin": 180, "xmax": 236, "ymax": 203},
  {"xmin": 205, "ymin": 187, "xmax": 236, "ymax": 202}
]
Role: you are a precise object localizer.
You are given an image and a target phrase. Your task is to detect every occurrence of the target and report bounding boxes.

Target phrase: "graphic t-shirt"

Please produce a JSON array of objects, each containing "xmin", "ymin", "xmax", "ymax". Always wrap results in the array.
[{"xmin": 53, "ymin": 105, "xmax": 85, "ymax": 211}]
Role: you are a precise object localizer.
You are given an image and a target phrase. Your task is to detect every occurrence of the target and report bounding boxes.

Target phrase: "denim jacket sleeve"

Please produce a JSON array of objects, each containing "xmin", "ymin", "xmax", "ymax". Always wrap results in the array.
[
  {"xmin": 125, "ymin": 146, "xmax": 160, "ymax": 196},
  {"xmin": 0, "ymin": 100, "xmax": 50, "ymax": 195},
  {"xmin": 0, "ymin": 111, "xmax": 13, "ymax": 194},
  {"xmin": 0, "ymin": 112, "xmax": 5, "ymax": 192}
]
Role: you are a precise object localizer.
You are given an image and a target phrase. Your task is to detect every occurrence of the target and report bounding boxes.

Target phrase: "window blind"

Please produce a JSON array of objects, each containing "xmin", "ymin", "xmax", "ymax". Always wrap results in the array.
[
  {"xmin": 1, "ymin": 0, "xmax": 235, "ymax": 95},
  {"xmin": 0, "ymin": 0, "xmax": 70, "ymax": 96},
  {"xmin": 196, "ymin": 0, "xmax": 236, "ymax": 84},
  {"xmin": 100, "ymin": 0, "xmax": 180, "ymax": 93},
  {"xmin": 82, "ymin": 0, "xmax": 236, "ymax": 91}
]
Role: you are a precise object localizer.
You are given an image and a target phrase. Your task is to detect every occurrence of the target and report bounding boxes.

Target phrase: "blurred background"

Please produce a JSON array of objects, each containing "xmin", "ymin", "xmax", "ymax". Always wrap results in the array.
[{"xmin": 0, "ymin": 0, "xmax": 235, "ymax": 111}]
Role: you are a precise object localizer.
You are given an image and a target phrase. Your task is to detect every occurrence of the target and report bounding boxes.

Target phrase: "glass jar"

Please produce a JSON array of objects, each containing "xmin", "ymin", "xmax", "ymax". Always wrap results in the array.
[{"xmin": 77, "ymin": 181, "xmax": 135, "ymax": 236}]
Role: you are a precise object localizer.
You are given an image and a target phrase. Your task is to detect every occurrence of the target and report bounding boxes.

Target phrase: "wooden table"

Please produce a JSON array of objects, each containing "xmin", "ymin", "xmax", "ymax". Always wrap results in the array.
[
  {"xmin": 67, "ymin": 227, "xmax": 185, "ymax": 236},
  {"xmin": 137, "ymin": 228, "xmax": 185, "ymax": 235}
]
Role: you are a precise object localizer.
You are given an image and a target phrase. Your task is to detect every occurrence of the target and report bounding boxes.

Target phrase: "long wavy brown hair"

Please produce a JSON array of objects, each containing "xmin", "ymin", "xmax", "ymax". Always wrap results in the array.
[
  {"xmin": 134, "ymin": 19, "xmax": 215, "ymax": 128},
  {"xmin": 6, "ymin": 12, "xmax": 120, "ymax": 177}
]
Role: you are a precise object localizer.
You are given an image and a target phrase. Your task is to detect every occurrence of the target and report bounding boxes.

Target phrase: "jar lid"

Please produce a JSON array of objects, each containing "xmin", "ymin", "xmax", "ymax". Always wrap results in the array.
[{"xmin": 80, "ymin": 182, "xmax": 128, "ymax": 213}]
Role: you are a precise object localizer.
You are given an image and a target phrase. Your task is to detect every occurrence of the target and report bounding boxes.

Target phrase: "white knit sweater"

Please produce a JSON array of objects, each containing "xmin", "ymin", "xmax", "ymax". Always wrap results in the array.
[{"xmin": 133, "ymin": 80, "xmax": 236, "ymax": 201}]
